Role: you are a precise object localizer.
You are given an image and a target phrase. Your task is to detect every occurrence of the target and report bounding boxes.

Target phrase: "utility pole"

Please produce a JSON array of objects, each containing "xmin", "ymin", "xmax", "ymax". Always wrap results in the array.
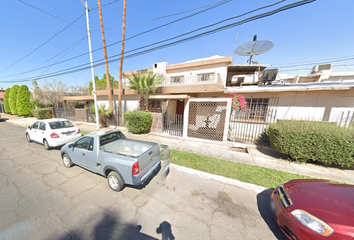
[
  {"xmin": 81, "ymin": 0, "xmax": 100, "ymax": 131},
  {"xmin": 97, "ymin": 0, "xmax": 113, "ymax": 110},
  {"xmin": 118, "ymin": 0, "xmax": 127, "ymax": 126}
]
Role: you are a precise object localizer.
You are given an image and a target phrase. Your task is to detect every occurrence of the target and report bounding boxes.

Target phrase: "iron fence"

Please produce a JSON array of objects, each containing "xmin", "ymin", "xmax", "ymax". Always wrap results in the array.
[
  {"xmin": 337, "ymin": 111, "xmax": 354, "ymax": 127},
  {"xmin": 54, "ymin": 108, "xmax": 76, "ymax": 122},
  {"xmin": 163, "ymin": 113, "xmax": 183, "ymax": 136},
  {"xmin": 87, "ymin": 110, "xmax": 96, "ymax": 123},
  {"xmin": 228, "ymin": 106, "xmax": 277, "ymax": 144}
]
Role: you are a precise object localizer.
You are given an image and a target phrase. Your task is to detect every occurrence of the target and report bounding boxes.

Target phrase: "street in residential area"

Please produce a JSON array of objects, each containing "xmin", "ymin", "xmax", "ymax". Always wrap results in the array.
[{"xmin": 0, "ymin": 121, "xmax": 286, "ymax": 240}]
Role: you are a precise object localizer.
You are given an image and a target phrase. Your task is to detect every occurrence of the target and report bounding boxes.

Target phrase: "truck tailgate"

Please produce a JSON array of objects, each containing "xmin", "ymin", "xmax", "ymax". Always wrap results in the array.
[{"xmin": 137, "ymin": 143, "xmax": 160, "ymax": 178}]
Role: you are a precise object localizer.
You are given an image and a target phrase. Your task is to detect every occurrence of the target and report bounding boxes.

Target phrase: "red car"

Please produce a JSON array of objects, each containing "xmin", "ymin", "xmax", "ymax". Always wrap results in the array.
[{"xmin": 271, "ymin": 179, "xmax": 354, "ymax": 240}]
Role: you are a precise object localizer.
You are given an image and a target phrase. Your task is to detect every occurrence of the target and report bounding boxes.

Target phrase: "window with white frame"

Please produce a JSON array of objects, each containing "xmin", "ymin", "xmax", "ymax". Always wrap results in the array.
[
  {"xmin": 197, "ymin": 73, "xmax": 214, "ymax": 81},
  {"xmin": 170, "ymin": 76, "xmax": 184, "ymax": 83}
]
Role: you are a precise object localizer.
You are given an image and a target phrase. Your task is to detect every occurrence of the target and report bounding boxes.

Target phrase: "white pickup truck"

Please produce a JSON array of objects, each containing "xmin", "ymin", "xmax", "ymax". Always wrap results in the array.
[{"xmin": 60, "ymin": 129, "xmax": 170, "ymax": 191}]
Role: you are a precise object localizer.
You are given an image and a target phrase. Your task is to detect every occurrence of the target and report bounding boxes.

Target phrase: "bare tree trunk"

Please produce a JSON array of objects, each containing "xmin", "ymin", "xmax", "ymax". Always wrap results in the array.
[
  {"xmin": 97, "ymin": 0, "xmax": 113, "ymax": 110},
  {"xmin": 118, "ymin": 0, "xmax": 127, "ymax": 125}
]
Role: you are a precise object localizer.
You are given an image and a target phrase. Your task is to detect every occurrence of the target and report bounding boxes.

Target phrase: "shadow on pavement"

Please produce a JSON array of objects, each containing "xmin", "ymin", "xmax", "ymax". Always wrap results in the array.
[
  {"xmin": 256, "ymin": 189, "xmax": 287, "ymax": 240},
  {"xmin": 55, "ymin": 211, "xmax": 174, "ymax": 240},
  {"xmin": 255, "ymin": 146, "xmax": 287, "ymax": 160}
]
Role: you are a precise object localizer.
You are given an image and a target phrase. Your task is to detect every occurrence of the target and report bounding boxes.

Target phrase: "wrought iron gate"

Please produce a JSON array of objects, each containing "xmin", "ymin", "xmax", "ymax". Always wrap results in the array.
[
  {"xmin": 187, "ymin": 100, "xmax": 229, "ymax": 141},
  {"xmin": 163, "ymin": 113, "xmax": 183, "ymax": 136}
]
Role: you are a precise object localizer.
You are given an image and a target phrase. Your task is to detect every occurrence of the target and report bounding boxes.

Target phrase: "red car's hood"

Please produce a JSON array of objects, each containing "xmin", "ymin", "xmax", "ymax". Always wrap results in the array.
[{"xmin": 284, "ymin": 180, "xmax": 354, "ymax": 231}]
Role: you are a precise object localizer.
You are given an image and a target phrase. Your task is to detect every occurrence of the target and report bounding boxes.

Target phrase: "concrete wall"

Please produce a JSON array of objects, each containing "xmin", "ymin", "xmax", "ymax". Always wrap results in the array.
[
  {"xmin": 96, "ymin": 95, "xmax": 140, "ymax": 115},
  {"xmin": 166, "ymin": 62, "xmax": 228, "ymax": 86},
  {"xmin": 239, "ymin": 89, "xmax": 354, "ymax": 123},
  {"xmin": 167, "ymin": 100, "xmax": 177, "ymax": 114}
]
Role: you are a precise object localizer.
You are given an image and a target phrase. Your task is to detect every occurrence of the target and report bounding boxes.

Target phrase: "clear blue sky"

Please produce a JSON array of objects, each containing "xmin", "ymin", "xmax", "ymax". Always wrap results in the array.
[{"xmin": 0, "ymin": 0, "xmax": 353, "ymax": 90}]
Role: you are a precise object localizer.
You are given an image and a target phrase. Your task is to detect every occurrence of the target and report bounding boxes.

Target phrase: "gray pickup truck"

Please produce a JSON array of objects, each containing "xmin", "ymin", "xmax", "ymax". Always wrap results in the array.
[{"xmin": 60, "ymin": 129, "xmax": 170, "ymax": 191}]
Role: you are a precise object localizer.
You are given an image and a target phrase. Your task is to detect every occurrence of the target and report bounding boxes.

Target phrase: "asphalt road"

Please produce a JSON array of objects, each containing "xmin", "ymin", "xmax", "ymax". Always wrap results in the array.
[{"xmin": 0, "ymin": 121, "xmax": 287, "ymax": 240}]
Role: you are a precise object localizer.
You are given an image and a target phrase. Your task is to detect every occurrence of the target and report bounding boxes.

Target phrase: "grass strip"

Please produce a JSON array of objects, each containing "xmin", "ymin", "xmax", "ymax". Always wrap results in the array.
[
  {"xmin": 81, "ymin": 131, "xmax": 90, "ymax": 136},
  {"xmin": 170, "ymin": 149, "xmax": 313, "ymax": 189}
]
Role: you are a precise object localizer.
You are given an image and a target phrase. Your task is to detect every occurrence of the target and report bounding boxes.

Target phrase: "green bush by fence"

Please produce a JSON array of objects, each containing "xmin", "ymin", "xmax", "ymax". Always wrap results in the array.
[
  {"xmin": 124, "ymin": 111, "xmax": 152, "ymax": 134},
  {"xmin": 31, "ymin": 108, "xmax": 52, "ymax": 119},
  {"xmin": 268, "ymin": 120, "xmax": 354, "ymax": 168}
]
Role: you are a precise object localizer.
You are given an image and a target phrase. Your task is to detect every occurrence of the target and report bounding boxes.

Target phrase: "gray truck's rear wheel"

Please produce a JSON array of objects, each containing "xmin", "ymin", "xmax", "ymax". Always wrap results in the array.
[
  {"xmin": 62, "ymin": 153, "xmax": 74, "ymax": 168},
  {"xmin": 107, "ymin": 171, "xmax": 124, "ymax": 192}
]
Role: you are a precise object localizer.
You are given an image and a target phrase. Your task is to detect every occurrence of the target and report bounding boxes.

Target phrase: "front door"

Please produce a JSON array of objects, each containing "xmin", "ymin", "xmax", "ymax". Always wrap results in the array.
[{"xmin": 176, "ymin": 100, "xmax": 184, "ymax": 115}]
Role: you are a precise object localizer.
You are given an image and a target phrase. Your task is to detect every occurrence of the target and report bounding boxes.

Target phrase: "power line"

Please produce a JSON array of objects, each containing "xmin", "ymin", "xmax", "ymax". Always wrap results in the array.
[
  {"xmin": 90, "ymin": 0, "xmax": 120, "ymax": 11},
  {"xmin": 0, "ymin": 0, "xmax": 316, "ymax": 83},
  {"xmin": 94, "ymin": 0, "xmax": 233, "ymax": 31},
  {"xmin": 275, "ymin": 57, "xmax": 354, "ymax": 69},
  {"xmin": 0, "ymin": 0, "xmax": 232, "ymax": 78},
  {"xmin": 272, "ymin": 54, "xmax": 354, "ymax": 66},
  {"xmin": 0, "ymin": 0, "xmax": 119, "ymax": 75},
  {"xmin": 6, "ymin": 36, "xmax": 88, "ymax": 80},
  {"xmin": 0, "ymin": 12, "xmax": 86, "ymax": 74},
  {"xmin": 17, "ymin": 0, "xmax": 86, "ymax": 31}
]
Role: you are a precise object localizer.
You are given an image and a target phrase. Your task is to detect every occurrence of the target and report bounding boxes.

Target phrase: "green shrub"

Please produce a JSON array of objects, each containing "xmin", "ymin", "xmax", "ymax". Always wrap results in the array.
[
  {"xmin": 4, "ymin": 88, "xmax": 11, "ymax": 114},
  {"xmin": 259, "ymin": 127, "xmax": 270, "ymax": 145},
  {"xmin": 31, "ymin": 108, "xmax": 52, "ymax": 119},
  {"xmin": 124, "ymin": 111, "xmax": 152, "ymax": 134},
  {"xmin": 17, "ymin": 85, "xmax": 32, "ymax": 116},
  {"xmin": 268, "ymin": 120, "xmax": 354, "ymax": 168},
  {"xmin": 9, "ymin": 85, "xmax": 19, "ymax": 115}
]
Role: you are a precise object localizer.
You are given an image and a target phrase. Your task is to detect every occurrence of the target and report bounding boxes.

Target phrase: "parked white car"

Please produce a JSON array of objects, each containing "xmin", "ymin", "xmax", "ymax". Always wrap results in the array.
[{"xmin": 26, "ymin": 118, "xmax": 82, "ymax": 150}]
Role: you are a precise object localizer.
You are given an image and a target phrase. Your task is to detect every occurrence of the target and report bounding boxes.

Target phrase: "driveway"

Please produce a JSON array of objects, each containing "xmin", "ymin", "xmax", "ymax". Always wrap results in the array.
[{"xmin": 0, "ymin": 122, "xmax": 286, "ymax": 240}]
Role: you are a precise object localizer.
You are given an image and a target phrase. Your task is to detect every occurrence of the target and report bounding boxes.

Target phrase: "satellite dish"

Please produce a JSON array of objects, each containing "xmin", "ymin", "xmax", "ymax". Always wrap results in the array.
[{"xmin": 234, "ymin": 35, "xmax": 274, "ymax": 64}]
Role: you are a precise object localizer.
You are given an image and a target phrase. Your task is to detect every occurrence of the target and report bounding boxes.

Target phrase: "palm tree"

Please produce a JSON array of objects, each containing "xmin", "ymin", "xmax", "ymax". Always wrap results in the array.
[{"xmin": 125, "ymin": 72, "xmax": 164, "ymax": 111}]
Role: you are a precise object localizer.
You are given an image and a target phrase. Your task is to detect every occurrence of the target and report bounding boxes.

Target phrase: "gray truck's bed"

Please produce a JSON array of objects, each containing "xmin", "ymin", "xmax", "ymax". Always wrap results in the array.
[{"xmin": 100, "ymin": 139, "xmax": 155, "ymax": 157}]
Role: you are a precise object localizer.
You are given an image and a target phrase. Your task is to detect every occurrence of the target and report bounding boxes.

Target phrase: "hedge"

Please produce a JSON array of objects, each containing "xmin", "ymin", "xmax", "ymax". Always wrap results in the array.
[
  {"xmin": 31, "ymin": 108, "xmax": 52, "ymax": 119},
  {"xmin": 17, "ymin": 85, "xmax": 32, "ymax": 116},
  {"xmin": 9, "ymin": 85, "xmax": 19, "ymax": 115},
  {"xmin": 268, "ymin": 120, "xmax": 354, "ymax": 168},
  {"xmin": 4, "ymin": 88, "xmax": 11, "ymax": 114},
  {"xmin": 124, "ymin": 111, "xmax": 152, "ymax": 134}
]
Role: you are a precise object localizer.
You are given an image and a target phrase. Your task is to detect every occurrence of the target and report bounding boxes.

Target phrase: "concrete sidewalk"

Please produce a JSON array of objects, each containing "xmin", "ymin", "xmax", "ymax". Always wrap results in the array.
[{"xmin": 2, "ymin": 113, "xmax": 354, "ymax": 185}]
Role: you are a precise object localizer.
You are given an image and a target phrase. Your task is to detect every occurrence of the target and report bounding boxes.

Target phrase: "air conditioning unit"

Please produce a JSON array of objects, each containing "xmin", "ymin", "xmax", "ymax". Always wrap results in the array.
[{"xmin": 311, "ymin": 64, "xmax": 332, "ymax": 74}]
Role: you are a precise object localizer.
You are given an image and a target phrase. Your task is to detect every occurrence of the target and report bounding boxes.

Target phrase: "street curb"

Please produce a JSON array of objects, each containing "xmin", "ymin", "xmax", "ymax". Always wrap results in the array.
[{"xmin": 171, "ymin": 163, "xmax": 267, "ymax": 193}]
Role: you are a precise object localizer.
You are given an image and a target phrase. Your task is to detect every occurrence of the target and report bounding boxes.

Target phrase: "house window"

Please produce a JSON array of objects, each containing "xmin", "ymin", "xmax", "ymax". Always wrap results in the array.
[
  {"xmin": 197, "ymin": 73, "xmax": 214, "ymax": 81},
  {"xmin": 245, "ymin": 98, "xmax": 269, "ymax": 122},
  {"xmin": 171, "ymin": 76, "xmax": 184, "ymax": 83},
  {"xmin": 148, "ymin": 99, "xmax": 162, "ymax": 112}
]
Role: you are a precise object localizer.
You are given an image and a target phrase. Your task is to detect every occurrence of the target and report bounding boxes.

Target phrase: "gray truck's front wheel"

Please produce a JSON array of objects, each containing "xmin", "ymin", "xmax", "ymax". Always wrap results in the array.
[
  {"xmin": 107, "ymin": 171, "xmax": 124, "ymax": 192},
  {"xmin": 62, "ymin": 153, "xmax": 74, "ymax": 168}
]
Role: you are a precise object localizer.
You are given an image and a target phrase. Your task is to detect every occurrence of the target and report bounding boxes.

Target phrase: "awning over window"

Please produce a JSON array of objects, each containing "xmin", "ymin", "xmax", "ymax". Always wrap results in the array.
[{"xmin": 148, "ymin": 94, "xmax": 190, "ymax": 100}]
